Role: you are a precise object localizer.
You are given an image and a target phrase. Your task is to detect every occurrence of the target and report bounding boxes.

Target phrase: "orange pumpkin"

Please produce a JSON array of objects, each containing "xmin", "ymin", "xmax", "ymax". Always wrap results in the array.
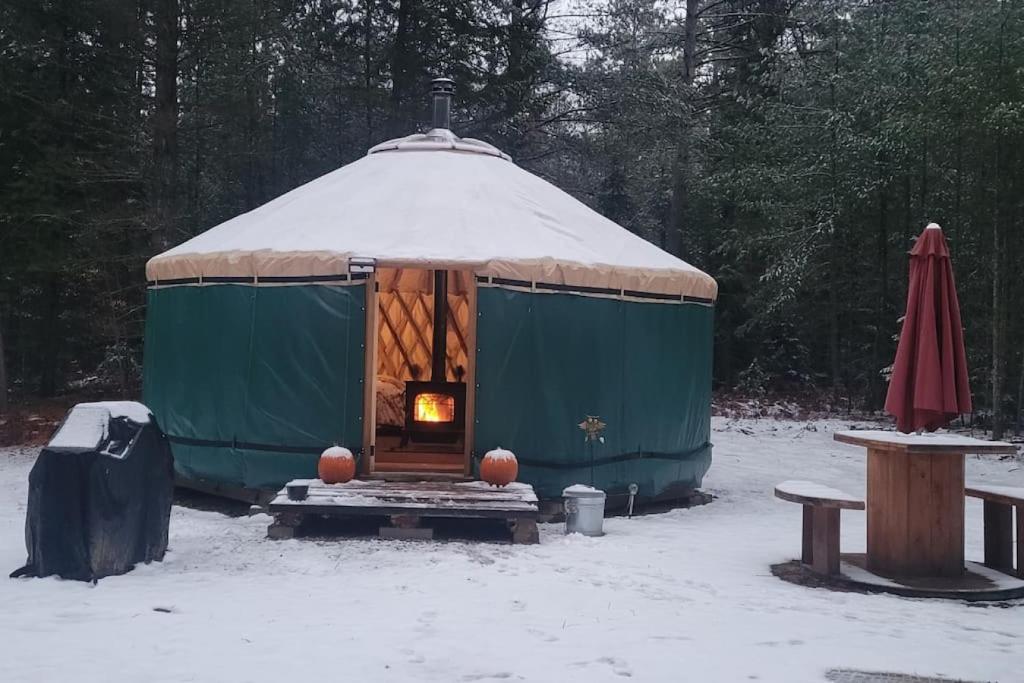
[
  {"xmin": 318, "ymin": 446, "xmax": 355, "ymax": 484},
  {"xmin": 480, "ymin": 448, "xmax": 518, "ymax": 487}
]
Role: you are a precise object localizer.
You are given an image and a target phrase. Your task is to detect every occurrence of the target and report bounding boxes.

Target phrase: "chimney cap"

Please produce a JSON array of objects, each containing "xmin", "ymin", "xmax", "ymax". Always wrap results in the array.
[{"xmin": 431, "ymin": 77, "xmax": 456, "ymax": 95}]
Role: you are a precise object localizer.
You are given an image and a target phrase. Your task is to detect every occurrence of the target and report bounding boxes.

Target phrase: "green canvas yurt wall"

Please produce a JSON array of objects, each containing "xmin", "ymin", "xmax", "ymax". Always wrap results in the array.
[
  {"xmin": 142, "ymin": 278, "xmax": 713, "ymax": 499},
  {"xmin": 472, "ymin": 286, "xmax": 712, "ymax": 499},
  {"xmin": 142, "ymin": 282, "xmax": 366, "ymax": 489}
]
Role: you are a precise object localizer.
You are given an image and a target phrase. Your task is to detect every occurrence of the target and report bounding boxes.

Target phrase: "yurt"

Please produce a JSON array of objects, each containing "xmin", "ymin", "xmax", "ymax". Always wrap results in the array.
[{"xmin": 143, "ymin": 80, "xmax": 718, "ymax": 500}]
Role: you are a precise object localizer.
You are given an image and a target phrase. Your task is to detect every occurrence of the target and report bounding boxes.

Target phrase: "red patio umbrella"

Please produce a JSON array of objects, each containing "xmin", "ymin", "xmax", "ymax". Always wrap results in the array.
[{"xmin": 884, "ymin": 223, "xmax": 972, "ymax": 433}]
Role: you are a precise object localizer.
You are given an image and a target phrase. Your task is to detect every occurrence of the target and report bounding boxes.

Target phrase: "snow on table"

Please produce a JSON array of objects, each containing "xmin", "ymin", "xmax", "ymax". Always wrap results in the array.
[
  {"xmin": 2, "ymin": 418, "xmax": 1024, "ymax": 683},
  {"xmin": 964, "ymin": 483, "xmax": 1024, "ymax": 505},
  {"xmin": 835, "ymin": 429, "xmax": 1016, "ymax": 453},
  {"xmin": 774, "ymin": 479, "xmax": 864, "ymax": 506}
]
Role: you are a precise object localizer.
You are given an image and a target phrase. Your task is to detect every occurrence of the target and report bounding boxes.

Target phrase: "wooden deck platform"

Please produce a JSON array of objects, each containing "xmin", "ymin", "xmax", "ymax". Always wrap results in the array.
[{"xmin": 267, "ymin": 479, "xmax": 540, "ymax": 543}]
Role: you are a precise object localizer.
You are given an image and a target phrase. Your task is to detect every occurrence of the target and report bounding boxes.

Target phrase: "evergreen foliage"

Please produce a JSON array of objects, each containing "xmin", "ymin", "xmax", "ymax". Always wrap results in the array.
[{"xmin": 1, "ymin": 0, "xmax": 1022, "ymax": 433}]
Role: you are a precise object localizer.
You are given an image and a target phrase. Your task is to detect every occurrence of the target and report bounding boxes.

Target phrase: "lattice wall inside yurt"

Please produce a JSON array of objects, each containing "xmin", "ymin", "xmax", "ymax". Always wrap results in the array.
[{"xmin": 376, "ymin": 268, "xmax": 471, "ymax": 384}]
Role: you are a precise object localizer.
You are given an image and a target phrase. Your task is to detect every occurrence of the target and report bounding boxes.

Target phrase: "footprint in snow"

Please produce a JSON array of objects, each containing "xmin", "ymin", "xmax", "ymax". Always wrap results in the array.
[
  {"xmin": 461, "ymin": 673, "xmax": 516, "ymax": 681},
  {"xmin": 573, "ymin": 657, "xmax": 633, "ymax": 678},
  {"xmin": 526, "ymin": 627, "xmax": 558, "ymax": 642},
  {"xmin": 755, "ymin": 639, "xmax": 804, "ymax": 647}
]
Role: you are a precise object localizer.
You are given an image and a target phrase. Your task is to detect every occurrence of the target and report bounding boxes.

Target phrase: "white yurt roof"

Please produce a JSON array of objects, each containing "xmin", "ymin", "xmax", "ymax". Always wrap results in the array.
[{"xmin": 146, "ymin": 129, "xmax": 717, "ymax": 301}]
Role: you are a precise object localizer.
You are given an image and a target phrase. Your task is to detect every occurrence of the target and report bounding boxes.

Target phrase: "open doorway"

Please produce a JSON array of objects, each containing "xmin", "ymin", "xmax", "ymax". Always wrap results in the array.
[{"xmin": 370, "ymin": 267, "xmax": 475, "ymax": 475}]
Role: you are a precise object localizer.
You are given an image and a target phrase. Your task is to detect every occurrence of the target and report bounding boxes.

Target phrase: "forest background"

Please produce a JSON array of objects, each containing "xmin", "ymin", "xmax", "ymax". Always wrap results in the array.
[{"xmin": 2, "ymin": 0, "xmax": 1022, "ymax": 438}]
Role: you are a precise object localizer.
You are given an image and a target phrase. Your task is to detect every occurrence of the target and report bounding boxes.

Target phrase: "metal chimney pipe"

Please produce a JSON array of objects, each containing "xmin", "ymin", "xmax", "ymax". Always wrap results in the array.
[
  {"xmin": 430, "ymin": 77, "xmax": 455, "ymax": 130},
  {"xmin": 431, "ymin": 269, "xmax": 448, "ymax": 382}
]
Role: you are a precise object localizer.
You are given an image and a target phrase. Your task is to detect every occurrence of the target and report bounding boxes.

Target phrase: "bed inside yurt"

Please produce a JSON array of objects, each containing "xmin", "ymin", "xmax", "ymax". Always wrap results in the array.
[{"xmin": 143, "ymin": 79, "xmax": 718, "ymax": 501}]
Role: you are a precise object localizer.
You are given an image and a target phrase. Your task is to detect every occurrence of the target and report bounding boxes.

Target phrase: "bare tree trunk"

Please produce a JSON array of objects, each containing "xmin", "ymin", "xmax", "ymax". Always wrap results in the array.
[
  {"xmin": 192, "ymin": 53, "xmax": 203, "ymax": 232},
  {"xmin": 902, "ymin": 172, "xmax": 911, "ymax": 294},
  {"xmin": 828, "ymin": 28, "xmax": 842, "ymax": 398},
  {"xmin": 388, "ymin": 0, "xmax": 414, "ymax": 138},
  {"xmin": 152, "ymin": 0, "xmax": 179, "ymax": 251},
  {"xmin": 918, "ymin": 135, "xmax": 928, "ymax": 223},
  {"xmin": 992, "ymin": 2, "xmax": 1007, "ymax": 440},
  {"xmin": 1016, "ymin": 350, "xmax": 1023, "ymax": 436},
  {"xmin": 953, "ymin": 0, "xmax": 963, "ymax": 244},
  {"xmin": 871, "ymin": 150, "xmax": 889, "ymax": 409},
  {"xmin": 666, "ymin": 0, "xmax": 700, "ymax": 258},
  {"xmin": 364, "ymin": 0, "xmax": 375, "ymax": 149},
  {"xmin": 991, "ymin": 145, "xmax": 1004, "ymax": 438},
  {"xmin": 0, "ymin": 310, "xmax": 8, "ymax": 414},
  {"xmin": 992, "ymin": 193, "xmax": 1003, "ymax": 439},
  {"xmin": 245, "ymin": 1, "xmax": 263, "ymax": 210},
  {"xmin": 40, "ymin": 276, "xmax": 60, "ymax": 397}
]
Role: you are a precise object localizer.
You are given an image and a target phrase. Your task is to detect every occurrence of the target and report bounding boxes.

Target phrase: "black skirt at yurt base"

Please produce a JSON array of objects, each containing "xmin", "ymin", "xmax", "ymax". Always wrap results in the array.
[{"xmin": 11, "ymin": 412, "xmax": 174, "ymax": 582}]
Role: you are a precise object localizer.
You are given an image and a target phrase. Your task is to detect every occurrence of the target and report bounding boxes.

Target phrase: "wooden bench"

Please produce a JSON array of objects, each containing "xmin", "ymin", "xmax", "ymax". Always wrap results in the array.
[
  {"xmin": 775, "ymin": 480, "xmax": 865, "ymax": 575},
  {"xmin": 966, "ymin": 484, "xmax": 1024, "ymax": 578}
]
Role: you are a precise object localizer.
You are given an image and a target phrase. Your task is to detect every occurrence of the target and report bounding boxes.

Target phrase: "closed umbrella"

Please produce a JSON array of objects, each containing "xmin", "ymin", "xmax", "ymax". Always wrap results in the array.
[{"xmin": 884, "ymin": 223, "xmax": 972, "ymax": 432}]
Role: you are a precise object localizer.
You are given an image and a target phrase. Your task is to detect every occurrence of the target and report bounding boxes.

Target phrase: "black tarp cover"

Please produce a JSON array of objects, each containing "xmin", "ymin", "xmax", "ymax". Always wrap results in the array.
[{"xmin": 11, "ymin": 404, "xmax": 174, "ymax": 582}]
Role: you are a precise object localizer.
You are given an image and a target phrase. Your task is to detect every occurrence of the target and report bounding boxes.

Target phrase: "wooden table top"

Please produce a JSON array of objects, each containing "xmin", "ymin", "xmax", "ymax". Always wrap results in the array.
[{"xmin": 834, "ymin": 430, "xmax": 1016, "ymax": 455}]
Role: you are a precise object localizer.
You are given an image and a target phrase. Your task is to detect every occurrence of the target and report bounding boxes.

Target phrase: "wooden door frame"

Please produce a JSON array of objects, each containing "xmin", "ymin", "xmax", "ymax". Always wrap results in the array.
[
  {"xmin": 360, "ymin": 271, "xmax": 379, "ymax": 476},
  {"xmin": 362, "ymin": 266, "xmax": 477, "ymax": 477},
  {"xmin": 462, "ymin": 276, "xmax": 478, "ymax": 477}
]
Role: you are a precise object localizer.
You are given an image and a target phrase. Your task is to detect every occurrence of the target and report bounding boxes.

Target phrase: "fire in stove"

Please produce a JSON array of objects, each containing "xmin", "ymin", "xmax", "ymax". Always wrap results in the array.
[
  {"xmin": 405, "ymin": 380, "xmax": 466, "ymax": 443},
  {"xmin": 413, "ymin": 392, "xmax": 455, "ymax": 423}
]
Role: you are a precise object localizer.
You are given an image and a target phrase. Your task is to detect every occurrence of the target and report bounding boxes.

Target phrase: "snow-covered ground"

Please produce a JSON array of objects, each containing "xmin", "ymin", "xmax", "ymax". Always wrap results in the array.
[{"xmin": 1, "ymin": 418, "xmax": 1022, "ymax": 683}]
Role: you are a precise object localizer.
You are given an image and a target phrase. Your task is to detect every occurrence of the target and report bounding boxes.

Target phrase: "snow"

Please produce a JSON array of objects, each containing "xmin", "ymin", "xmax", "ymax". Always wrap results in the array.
[
  {"xmin": 459, "ymin": 480, "xmax": 536, "ymax": 497},
  {"xmin": 46, "ymin": 401, "xmax": 152, "ymax": 452},
  {"xmin": 835, "ymin": 429, "xmax": 1016, "ymax": 449},
  {"xmin": 563, "ymin": 484, "xmax": 605, "ymax": 497},
  {"xmin": 482, "ymin": 447, "xmax": 517, "ymax": 462},
  {"xmin": 367, "ymin": 128, "xmax": 510, "ymax": 160},
  {"xmin": 47, "ymin": 405, "xmax": 109, "ymax": 451},
  {"xmin": 146, "ymin": 136, "xmax": 717, "ymax": 301},
  {"xmin": 966, "ymin": 483, "xmax": 1024, "ymax": 499},
  {"xmin": 563, "ymin": 483, "xmax": 599, "ymax": 493},
  {"xmin": 272, "ymin": 479, "xmax": 539, "ymax": 510},
  {"xmin": 76, "ymin": 401, "xmax": 152, "ymax": 424},
  {"xmin": 2, "ymin": 418, "xmax": 1023, "ymax": 682},
  {"xmin": 320, "ymin": 446, "xmax": 353, "ymax": 460},
  {"xmin": 271, "ymin": 492, "xmax": 383, "ymax": 507},
  {"xmin": 775, "ymin": 480, "xmax": 862, "ymax": 503}
]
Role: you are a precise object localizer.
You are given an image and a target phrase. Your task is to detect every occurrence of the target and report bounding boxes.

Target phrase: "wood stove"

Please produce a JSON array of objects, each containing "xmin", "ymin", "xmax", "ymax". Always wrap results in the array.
[
  {"xmin": 403, "ymin": 266, "xmax": 466, "ymax": 444},
  {"xmin": 404, "ymin": 380, "xmax": 466, "ymax": 443}
]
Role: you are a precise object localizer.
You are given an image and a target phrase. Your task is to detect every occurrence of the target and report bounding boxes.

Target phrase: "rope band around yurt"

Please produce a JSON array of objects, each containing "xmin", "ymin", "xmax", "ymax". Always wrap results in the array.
[
  {"xmin": 475, "ymin": 276, "xmax": 715, "ymax": 305},
  {"xmin": 473, "ymin": 443, "xmax": 712, "ymax": 470},
  {"xmin": 147, "ymin": 273, "xmax": 370, "ymax": 287}
]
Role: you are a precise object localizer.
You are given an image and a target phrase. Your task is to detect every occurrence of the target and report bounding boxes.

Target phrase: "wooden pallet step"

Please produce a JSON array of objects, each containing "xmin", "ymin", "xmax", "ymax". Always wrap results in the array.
[
  {"xmin": 372, "ymin": 462, "xmax": 466, "ymax": 474},
  {"xmin": 299, "ymin": 484, "xmax": 535, "ymax": 501},
  {"xmin": 364, "ymin": 472, "xmax": 473, "ymax": 483}
]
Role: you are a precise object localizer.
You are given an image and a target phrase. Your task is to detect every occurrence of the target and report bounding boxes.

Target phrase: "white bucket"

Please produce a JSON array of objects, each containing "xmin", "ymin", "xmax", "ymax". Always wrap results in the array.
[{"xmin": 563, "ymin": 485, "xmax": 606, "ymax": 536}]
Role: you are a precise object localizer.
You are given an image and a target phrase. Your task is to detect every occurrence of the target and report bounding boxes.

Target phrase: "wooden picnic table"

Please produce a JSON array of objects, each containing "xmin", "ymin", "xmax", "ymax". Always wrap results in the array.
[{"xmin": 834, "ymin": 430, "xmax": 1016, "ymax": 578}]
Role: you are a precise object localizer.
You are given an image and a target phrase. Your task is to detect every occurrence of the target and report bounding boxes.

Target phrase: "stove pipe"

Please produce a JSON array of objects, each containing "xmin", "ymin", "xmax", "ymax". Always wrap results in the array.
[
  {"xmin": 431, "ymin": 77, "xmax": 455, "ymax": 130},
  {"xmin": 431, "ymin": 269, "xmax": 448, "ymax": 382},
  {"xmin": 429, "ymin": 78, "xmax": 454, "ymax": 383}
]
